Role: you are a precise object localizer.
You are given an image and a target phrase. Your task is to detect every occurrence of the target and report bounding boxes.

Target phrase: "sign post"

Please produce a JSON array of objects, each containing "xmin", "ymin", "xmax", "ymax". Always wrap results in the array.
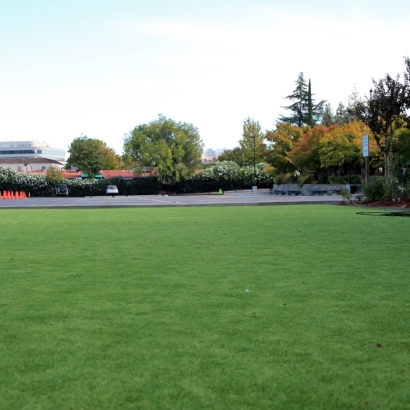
[{"xmin": 363, "ymin": 135, "xmax": 369, "ymax": 183}]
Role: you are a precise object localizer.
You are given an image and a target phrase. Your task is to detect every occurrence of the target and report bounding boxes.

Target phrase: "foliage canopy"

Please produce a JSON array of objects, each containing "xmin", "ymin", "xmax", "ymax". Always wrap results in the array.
[
  {"xmin": 123, "ymin": 115, "xmax": 203, "ymax": 183},
  {"xmin": 353, "ymin": 60, "xmax": 410, "ymax": 178},
  {"xmin": 280, "ymin": 73, "xmax": 326, "ymax": 127}
]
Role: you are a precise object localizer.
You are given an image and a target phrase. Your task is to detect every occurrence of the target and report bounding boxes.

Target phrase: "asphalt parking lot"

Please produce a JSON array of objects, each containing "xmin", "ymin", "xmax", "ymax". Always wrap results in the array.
[{"xmin": 0, "ymin": 190, "xmax": 342, "ymax": 209}]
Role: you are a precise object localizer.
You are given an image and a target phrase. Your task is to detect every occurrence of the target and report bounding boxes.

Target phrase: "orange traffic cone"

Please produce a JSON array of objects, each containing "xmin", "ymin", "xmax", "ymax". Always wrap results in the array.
[
  {"xmin": 15, "ymin": 191, "xmax": 20, "ymax": 199},
  {"xmin": 5, "ymin": 191, "xmax": 10, "ymax": 199},
  {"xmin": 21, "ymin": 191, "xmax": 26, "ymax": 199}
]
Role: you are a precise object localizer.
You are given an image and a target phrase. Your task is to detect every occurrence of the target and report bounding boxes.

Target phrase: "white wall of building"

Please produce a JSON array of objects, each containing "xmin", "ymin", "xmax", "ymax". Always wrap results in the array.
[{"xmin": 0, "ymin": 141, "xmax": 65, "ymax": 162}]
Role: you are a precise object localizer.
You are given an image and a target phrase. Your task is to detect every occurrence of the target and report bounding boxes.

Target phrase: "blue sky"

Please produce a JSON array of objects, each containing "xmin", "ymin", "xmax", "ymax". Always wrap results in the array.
[{"xmin": 0, "ymin": 0, "xmax": 409, "ymax": 156}]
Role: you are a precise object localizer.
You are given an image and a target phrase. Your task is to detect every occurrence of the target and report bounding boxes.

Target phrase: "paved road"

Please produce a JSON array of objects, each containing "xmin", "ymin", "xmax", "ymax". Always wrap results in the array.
[{"xmin": 0, "ymin": 190, "xmax": 342, "ymax": 209}]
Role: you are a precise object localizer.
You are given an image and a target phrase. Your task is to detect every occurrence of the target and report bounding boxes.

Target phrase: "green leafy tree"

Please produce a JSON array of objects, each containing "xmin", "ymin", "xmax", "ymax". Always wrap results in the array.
[
  {"xmin": 239, "ymin": 117, "xmax": 266, "ymax": 165},
  {"xmin": 101, "ymin": 143, "xmax": 120, "ymax": 170},
  {"xmin": 353, "ymin": 67, "xmax": 409, "ymax": 179},
  {"xmin": 66, "ymin": 136, "xmax": 105, "ymax": 176},
  {"xmin": 404, "ymin": 57, "xmax": 410, "ymax": 125},
  {"xmin": 123, "ymin": 115, "xmax": 203, "ymax": 183},
  {"xmin": 218, "ymin": 147, "xmax": 248, "ymax": 167},
  {"xmin": 394, "ymin": 127, "xmax": 410, "ymax": 167}
]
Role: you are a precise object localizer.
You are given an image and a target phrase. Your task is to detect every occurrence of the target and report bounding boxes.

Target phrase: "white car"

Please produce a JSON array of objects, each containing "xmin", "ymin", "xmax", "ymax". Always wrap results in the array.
[{"xmin": 106, "ymin": 185, "xmax": 119, "ymax": 196}]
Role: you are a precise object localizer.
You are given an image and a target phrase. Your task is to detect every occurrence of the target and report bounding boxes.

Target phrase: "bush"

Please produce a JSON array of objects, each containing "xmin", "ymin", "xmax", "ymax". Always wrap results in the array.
[
  {"xmin": 274, "ymin": 172, "xmax": 295, "ymax": 185},
  {"xmin": 364, "ymin": 177, "xmax": 389, "ymax": 202},
  {"xmin": 341, "ymin": 188, "xmax": 352, "ymax": 203},
  {"xmin": 299, "ymin": 171, "xmax": 314, "ymax": 185},
  {"xmin": 0, "ymin": 167, "xmax": 52, "ymax": 196},
  {"xmin": 46, "ymin": 166, "xmax": 64, "ymax": 185},
  {"xmin": 239, "ymin": 163, "xmax": 273, "ymax": 187},
  {"xmin": 201, "ymin": 161, "xmax": 240, "ymax": 183}
]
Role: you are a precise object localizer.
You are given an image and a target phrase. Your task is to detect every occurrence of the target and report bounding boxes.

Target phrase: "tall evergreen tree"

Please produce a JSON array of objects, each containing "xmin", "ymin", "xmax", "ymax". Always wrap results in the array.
[
  {"xmin": 307, "ymin": 80, "xmax": 313, "ymax": 126},
  {"xmin": 334, "ymin": 102, "xmax": 349, "ymax": 126},
  {"xmin": 321, "ymin": 103, "xmax": 334, "ymax": 126},
  {"xmin": 346, "ymin": 88, "xmax": 363, "ymax": 122},
  {"xmin": 280, "ymin": 72, "xmax": 308, "ymax": 127},
  {"xmin": 280, "ymin": 73, "xmax": 326, "ymax": 127}
]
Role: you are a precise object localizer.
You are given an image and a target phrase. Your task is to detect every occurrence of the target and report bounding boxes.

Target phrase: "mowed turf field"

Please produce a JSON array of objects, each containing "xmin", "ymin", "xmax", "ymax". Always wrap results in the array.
[{"xmin": 0, "ymin": 205, "xmax": 409, "ymax": 409}]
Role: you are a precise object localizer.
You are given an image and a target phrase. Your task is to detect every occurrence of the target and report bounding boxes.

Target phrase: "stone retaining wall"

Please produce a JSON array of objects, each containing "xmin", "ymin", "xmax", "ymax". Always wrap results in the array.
[{"xmin": 272, "ymin": 184, "xmax": 348, "ymax": 196}]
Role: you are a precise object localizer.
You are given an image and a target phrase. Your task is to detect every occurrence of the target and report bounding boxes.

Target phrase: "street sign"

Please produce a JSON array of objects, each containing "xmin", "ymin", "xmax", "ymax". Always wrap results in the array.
[{"xmin": 363, "ymin": 134, "xmax": 369, "ymax": 157}]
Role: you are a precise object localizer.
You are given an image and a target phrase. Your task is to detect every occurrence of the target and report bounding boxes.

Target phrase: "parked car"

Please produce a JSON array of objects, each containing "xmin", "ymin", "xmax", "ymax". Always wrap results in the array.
[
  {"xmin": 106, "ymin": 185, "xmax": 119, "ymax": 196},
  {"xmin": 56, "ymin": 184, "xmax": 68, "ymax": 196}
]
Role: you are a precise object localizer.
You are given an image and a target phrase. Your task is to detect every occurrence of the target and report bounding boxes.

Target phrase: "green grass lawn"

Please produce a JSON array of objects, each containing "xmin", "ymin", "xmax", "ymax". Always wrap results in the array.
[{"xmin": 0, "ymin": 205, "xmax": 409, "ymax": 409}]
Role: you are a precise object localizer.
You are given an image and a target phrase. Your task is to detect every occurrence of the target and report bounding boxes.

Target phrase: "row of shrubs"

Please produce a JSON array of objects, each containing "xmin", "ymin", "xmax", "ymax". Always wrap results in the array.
[
  {"xmin": 0, "ymin": 162, "xmax": 274, "ymax": 197},
  {"xmin": 2, "ymin": 164, "xmax": 409, "ymax": 201}
]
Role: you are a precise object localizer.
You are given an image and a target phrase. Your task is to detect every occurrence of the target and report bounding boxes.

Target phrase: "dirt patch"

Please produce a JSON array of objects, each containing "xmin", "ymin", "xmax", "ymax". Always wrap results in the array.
[
  {"xmin": 339, "ymin": 197, "xmax": 410, "ymax": 208},
  {"xmin": 362, "ymin": 198, "xmax": 410, "ymax": 208}
]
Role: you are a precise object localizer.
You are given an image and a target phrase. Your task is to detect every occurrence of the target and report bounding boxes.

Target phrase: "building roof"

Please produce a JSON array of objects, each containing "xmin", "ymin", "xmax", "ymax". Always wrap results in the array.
[
  {"xmin": 100, "ymin": 170, "xmax": 136, "ymax": 179},
  {"xmin": 61, "ymin": 170, "xmax": 152, "ymax": 179},
  {"xmin": 62, "ymin": 169, "xmax": 201, "ymax": 179},
  {"xmin": 29, "ymin": 170, "xmax": 47, "ymax": 174},
  {"xmin": 62, "ymin": 170, "xmax": 83, "ymax": 179},
  {"xmin": 0, "ymin": 157, "xmax": 63, "ymax": 165}
]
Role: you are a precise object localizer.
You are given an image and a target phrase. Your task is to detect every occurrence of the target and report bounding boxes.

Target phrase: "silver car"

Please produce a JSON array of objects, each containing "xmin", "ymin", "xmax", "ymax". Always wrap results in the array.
[{"xmin": 106, "ymin": 185, "xmax": 119, "ymax": 196}]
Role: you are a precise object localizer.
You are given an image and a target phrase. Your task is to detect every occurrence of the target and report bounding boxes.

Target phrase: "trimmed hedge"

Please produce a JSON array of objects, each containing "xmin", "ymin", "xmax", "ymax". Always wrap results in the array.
[{"xmin": 0, "ymin": 164, "xmax": 273, "ymax": 197}]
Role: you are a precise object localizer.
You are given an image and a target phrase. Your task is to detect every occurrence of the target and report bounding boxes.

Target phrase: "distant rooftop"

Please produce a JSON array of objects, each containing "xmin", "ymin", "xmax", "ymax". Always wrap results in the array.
[{"xmin": 0, "ymin": 157, "xmax": 63, "ymax": 165}]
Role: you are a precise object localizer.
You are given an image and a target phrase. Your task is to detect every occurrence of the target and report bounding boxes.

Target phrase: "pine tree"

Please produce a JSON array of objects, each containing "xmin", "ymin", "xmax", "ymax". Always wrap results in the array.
[
  {"xmin": 309, "ymin": 79, "xmax": 326, "ymax": 124},
  {"xmin": 334, "ymin": 102, "xmax": 349, "ymax": 126},
  {"xmin": 280, "ymin": 72, "xmax": 308, "ymax": 127},
  {"xmin": 346, "ymin": 87, "xmax": 363, "ymax": 122},
  {"xmin": 307, "ymin": 80, "xmax": 313, "ymax": 126},
  {"xmin": 280, "ymin": 73, "xmax": 326, "ymax": 127},
  {"xmin": 321, "ymin": 103, "xmax": 334, "ymax": 126}
]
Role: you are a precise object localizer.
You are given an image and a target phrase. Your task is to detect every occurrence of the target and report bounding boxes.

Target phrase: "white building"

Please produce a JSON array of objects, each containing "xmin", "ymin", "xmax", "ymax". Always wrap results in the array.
[
  {"xmin": 0, "ymin": 141, "xmax": 65, "ymax": 162},
  {"xmin": 0, "ymin": 158, "xmax": 64, "ymax": 172}
]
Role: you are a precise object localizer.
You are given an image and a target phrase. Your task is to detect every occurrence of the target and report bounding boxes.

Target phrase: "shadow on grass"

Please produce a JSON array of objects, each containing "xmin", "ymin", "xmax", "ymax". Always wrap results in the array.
[{"xmin": 357, "ymin": 211, "xmax": 410, "ymax": 217}]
